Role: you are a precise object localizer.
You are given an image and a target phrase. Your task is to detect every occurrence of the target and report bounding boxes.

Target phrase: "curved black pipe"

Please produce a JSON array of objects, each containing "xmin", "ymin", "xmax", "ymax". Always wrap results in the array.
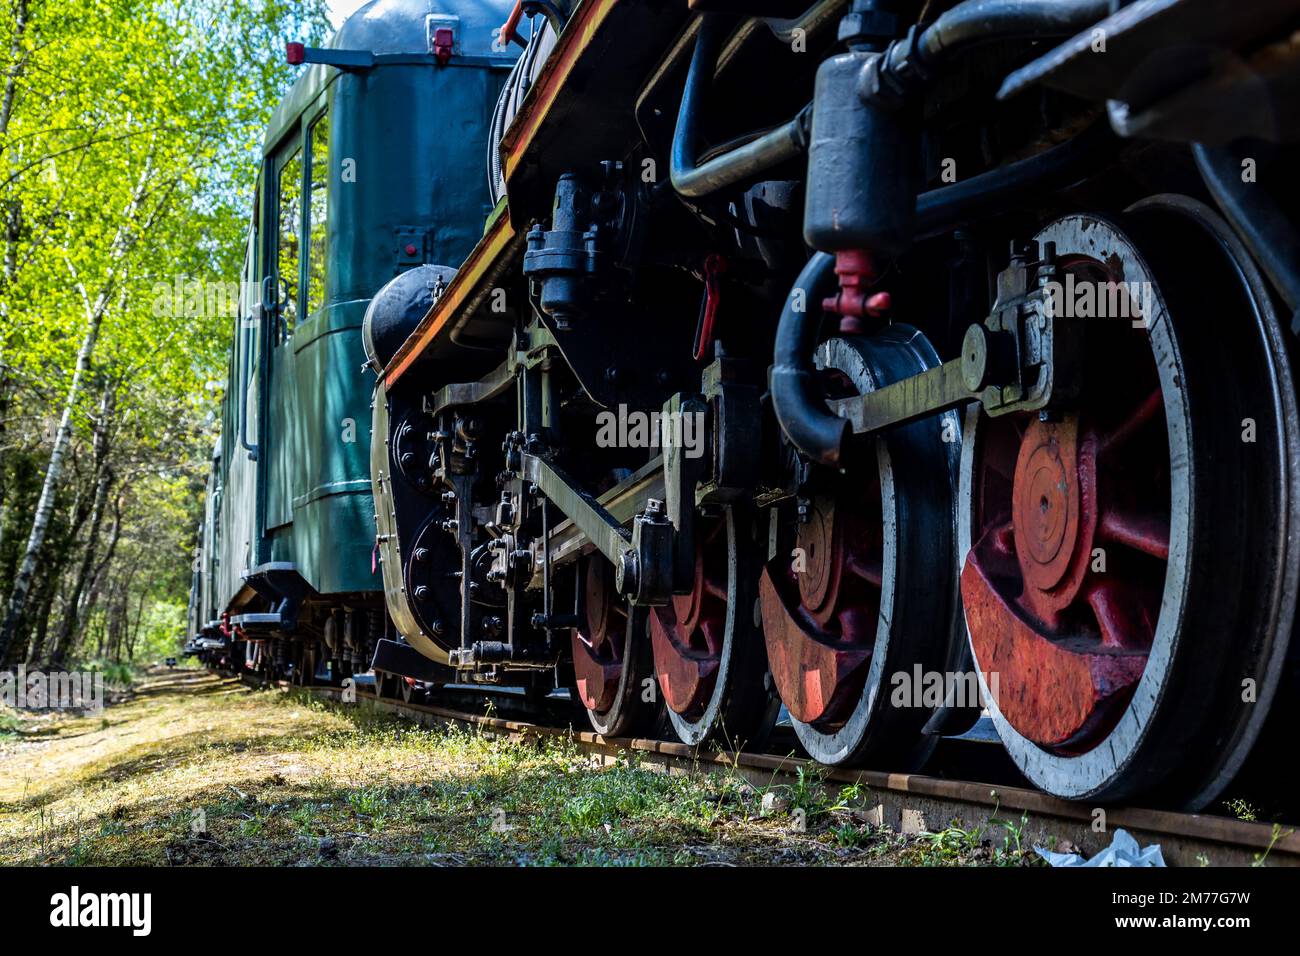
[
  {"xmin": 775, "ymin": 124, "xmax": 1116, "ymax": 467},
  {"xmin": 914, "ymin": 0, "xmax": 1110, "ymax": 61},
  {"xmin": 1193, "ymin": 143, "xmax": 1300, "ymax": 316},
  {"xmin": 915, "ymin": 120, "xmax": 1118, "ymax": 236},
  {"xmin": 671, "ymin": 16, "xmax": 809, "ymax": 199},
  {"xmin": 771, "ymin": 251, "xmax": 849, "ymax": 466}
]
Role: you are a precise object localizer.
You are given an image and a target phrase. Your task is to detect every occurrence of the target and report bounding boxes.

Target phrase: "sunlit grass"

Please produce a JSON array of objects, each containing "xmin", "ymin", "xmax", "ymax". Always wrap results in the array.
[{"xmin": 0, "ymin": 672, "xmax": 1034, "ymax": 867}]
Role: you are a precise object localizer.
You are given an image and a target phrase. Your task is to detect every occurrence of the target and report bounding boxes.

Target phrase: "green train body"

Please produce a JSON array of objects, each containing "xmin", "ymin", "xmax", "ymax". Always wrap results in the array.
[{"xmin": 189, "ymin": 0, "xmax": 516, "ymax": 674}]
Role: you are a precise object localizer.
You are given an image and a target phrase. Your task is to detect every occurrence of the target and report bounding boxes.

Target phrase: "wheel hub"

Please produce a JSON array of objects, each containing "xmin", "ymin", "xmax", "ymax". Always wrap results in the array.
[
  {"xmin": 796, "ymin": 502, "xmax": 842, "ymax": 624},
  {"xmin": 571, "ymin": 559, "xmax": 625, "ymax": 713},
  {"xmin": 963, "ymin": 414, "xmax": 1152, "ymax": 751},
  {"xmin": 761, "ymin": 496, "xmax": 878, "ymax": 728},
  {"xmin": 650, "ymin": 519, "xmax": 726, "ymax": 719},
  {"xmin": 1012, "ymin": 417, "xmax": 1099, "ymax": 624}
]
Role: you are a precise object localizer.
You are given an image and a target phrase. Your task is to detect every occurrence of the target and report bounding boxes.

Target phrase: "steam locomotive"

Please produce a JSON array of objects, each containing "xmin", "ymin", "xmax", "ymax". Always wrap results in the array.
[{"xmin": 188, "ymin": 0, "xmax": 1300, "ymax": 810}]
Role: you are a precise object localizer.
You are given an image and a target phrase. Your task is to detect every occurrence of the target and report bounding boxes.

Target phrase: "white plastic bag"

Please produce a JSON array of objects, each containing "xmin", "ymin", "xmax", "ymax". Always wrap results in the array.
[{"xmin": 1035, "ymin": 828, "xmax": 1166, "ymax": 867}]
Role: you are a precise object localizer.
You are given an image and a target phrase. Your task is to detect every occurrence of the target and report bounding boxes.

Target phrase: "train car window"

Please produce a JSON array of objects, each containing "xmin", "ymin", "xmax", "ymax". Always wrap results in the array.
[
  {"xmin": 306, "ymin": 113, "xmax": 329, "ymax": 317},
  {"xmin": 237, "ymin": 225, "xmax": 256, "ymax": 447},
  {"xmin": 275, "ymin": 149, "xmax": 303, "ymax": 343},
  {"xmin": 224, "ymin": 341, "xmax": 235, "ymax": 471}
]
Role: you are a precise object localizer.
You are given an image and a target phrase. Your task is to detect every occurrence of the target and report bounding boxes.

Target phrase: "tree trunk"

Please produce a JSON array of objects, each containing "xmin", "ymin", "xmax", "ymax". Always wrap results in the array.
[
  {"xmin": 125, "ymin": 588, "xmax": 146, "ymax": 662},
  {"xmin": 0, "ymin": 309, "xmax": 102, "ymax": 660},
  {"xmin": 0, "ymin": 149, "xmax": 155, "ymax": 663},
  {"xmin": 106, "ymin": 565, "xmax": 136, "ymax": 663},
  {"xmin": 78, "ymin": 492, "xmax": 121, "ymax": 643},
  {"xmin": 0, "ymin": 369, "xmax": 11, "ymax": 558},
  {"xmin": 0, "ymin": 1, "xmax": 31, "ymax": 154},
  {"xmin": 47, "ymin": 387, "xmax": 113, "ymax": 666},
  {"xmin": 25, "ymin": 572, "xmax": 58, "ymax": 666}
]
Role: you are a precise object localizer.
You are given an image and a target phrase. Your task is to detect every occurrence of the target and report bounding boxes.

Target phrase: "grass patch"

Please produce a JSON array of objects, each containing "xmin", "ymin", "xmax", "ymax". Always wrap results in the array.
[{"xmin": 0, "ymin": 671, "xmax": 1030, "ymax": 867}]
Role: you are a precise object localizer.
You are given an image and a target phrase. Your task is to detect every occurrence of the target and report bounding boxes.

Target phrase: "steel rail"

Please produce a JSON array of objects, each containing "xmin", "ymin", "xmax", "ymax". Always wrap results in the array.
[{"xmin": 238, "ymin": 674, "xmax": 1300, "ymax": 867}]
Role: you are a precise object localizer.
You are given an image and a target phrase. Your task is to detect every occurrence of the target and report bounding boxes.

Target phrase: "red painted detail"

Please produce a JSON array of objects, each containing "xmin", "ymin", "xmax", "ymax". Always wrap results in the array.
[
  {"xmin": 761, "ymin": 495, "xmax": 881, "ymax": 726},
  {"xmin": 1011, "ymin": 417, "xmax": 1099, "ymax": 625},
  {"xmin": 499, "ymin": 1, "xmax": 526, "ymax": 48},
  {"xmin": 1099, "ymin": 387, "xmax": 1165, "ymax": 460},
  {"xmin": 1098, "ymin": 507, "xmax": 1170, "ymax": 561},
  {"xmin": 650, "ymin": 518, "xmax": 727, "ymax": 717},
  {"xmin": 963, "ymin": 373, "xmax": 1170, "ymax": 749},
  {"xmin": 571, "ymin": 559, "xmax": 625, "ymax": 713},
  {"xmin": 650, "ymin": 602, "xmax": 721, "ymax": 717},
  {"xmin": 961, "ymin": 551, "xmax": 1147, "ymax": 748},
  {"xmin": 286, "ymin": 42, "xmax": 305, "ymax": 66},
  {"xmin": 692, "ymin": 254, "xmax": 727, "ymax": 361},
  {"xmin": 1086, "ymin": 578, "xmax": 1157, "ymax": 650},
  {"xmin": 821, "ymin": 249, "xmax": 889, "ymax": 333},
  {"xmin": 404, "ymin": 243, "xmax": 418, "ymax": 256},
  {"xmin": 432, "ymin": 27, "xmax": 455, "ymax": 66},
  {"xmin": 760, "ymin": 570, "xmax": 871, "ymax": 724}
]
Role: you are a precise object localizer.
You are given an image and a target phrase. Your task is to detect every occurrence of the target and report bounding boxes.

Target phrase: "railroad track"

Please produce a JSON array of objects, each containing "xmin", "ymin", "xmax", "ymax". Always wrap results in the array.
[{"xmin": 238, "ymin": 674, "xmax": 1300, "ymax": 867}]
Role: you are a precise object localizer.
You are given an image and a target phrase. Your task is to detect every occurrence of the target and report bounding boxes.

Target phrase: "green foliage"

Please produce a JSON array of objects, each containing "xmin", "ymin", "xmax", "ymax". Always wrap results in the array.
[
  {"xmin": 0, "ymin": 0, "xmax": 331, "ymax": 665},
  {"xmin": 1225, "ymin": 798, "xmax": 1259, "ymax": 823},
  {"xmin": 83, "ymin": 659, "xmax": 134, "ymax": 686},
  {"xmin": 0, "ymin": 707, "xmax": 19, "ymax": 739}
]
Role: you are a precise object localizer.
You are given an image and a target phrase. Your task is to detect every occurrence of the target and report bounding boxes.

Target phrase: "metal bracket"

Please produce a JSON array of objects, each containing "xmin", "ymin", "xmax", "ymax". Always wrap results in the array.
[
  {"xmin": 620, "ymin": 501, "xmax": 675, "ymax": 606},
  {"xmin": 825, "ymin": 244, "xmax": 1079, "ymax": 436},
  {"xmin": 286, "ymin": 45, "xmax": 516, "ymax": 72},
  {"xmin": 698, "ymin": 357, "xmax": 762, "ymax": 504},
  {"xmin": 522, "ymin": 453, "xmax": 675, "ymax": 606},
  {"xmin": 523, "ymin": 454, "xmax": 631, "ymax": 569},
  {"xmin": 663, "ymin": 392, "xmax": 708, "ymax": 594},
  {"xmin": 371, "ymin": 638, "xmax": 448, "ymax": 683}
]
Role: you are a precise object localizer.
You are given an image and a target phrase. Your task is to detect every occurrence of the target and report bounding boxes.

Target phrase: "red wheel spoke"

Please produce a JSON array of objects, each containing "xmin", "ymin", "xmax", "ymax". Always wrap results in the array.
[
  {"xmin": 845, "ymin": 554, "xmax": 882, "ymax": 588},
  {"xmin": 700, "ymin": 618, "xmax": 724, "ymax": 655},
  {"xmin": 1099, "ymin": 388, "xmax": 1163, "ymax": 459},
  {"xmin": 652, "ymin": 514, "xmax": 730, "ymax": 720},
  {"xmin": 1086, "ymin": 579, "xmax": 1156, "ymax": 650},
  {"xmin": 837, "ymin": 606, "xmax": 876, "ymax": 644},
  {"xmin": 762, "ymin": 492, "xmax": 881, "ymax": 727},
  {"xmin": 1099, "ymin": 506, "xmax": 1170, "ymax": 561}
]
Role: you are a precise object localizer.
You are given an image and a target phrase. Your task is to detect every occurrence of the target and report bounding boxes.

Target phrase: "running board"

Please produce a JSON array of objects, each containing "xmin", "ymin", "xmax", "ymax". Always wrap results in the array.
[{"xmin": 371, "ymin": 638, "xmax": 450, "ymax": 683}]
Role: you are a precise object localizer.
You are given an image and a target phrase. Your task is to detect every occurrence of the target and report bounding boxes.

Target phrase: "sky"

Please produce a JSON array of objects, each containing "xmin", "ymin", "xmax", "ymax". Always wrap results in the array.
[{"xmin": 327, "ymin": 0, "xmax": 370, "ymax": 29}]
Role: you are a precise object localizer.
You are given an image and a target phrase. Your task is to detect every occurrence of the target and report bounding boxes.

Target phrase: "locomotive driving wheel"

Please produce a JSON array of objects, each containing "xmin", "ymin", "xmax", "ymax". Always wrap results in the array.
[
  {"xmin": 959, "ymin": 203, "xmax": 1300, "ymax": 808},
  {"xmin": 650, "ymin": 507, "xmax": 777, "ymax": 748},
  {"xmin": 761, "ymin": 328, "xmax": 965, "ymax": 767},
  {"xmin": 572, "ymin": 556, "xmax": 660, "ymax": 737}
]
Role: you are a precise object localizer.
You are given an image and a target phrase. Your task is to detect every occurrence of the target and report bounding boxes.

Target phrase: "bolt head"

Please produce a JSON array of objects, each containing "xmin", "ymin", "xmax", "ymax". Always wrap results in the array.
[
  {"xmin": 961, "ymin": 325, "xmax": 990, "ymax": 393},
  {"xmin": 615, "ymin": 551, "xmax": 638, "ymax": 595}
]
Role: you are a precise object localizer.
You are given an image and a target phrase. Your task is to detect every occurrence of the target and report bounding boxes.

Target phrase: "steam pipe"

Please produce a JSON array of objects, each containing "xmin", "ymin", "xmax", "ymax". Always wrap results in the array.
[
  {"xmin": 912, "ymin": 0, "xmax": 1111, "ymax": 62},
  {"xmin": 771, "ymin": 252, "xmax": 849, "ymax": 466},
  {"xmin": 916, "ymin": 120, "xmax": 1118, "ymax": 235},
  {"xmin": 671, "ymin": 16, "xmax": 810, "ymax": 199}
]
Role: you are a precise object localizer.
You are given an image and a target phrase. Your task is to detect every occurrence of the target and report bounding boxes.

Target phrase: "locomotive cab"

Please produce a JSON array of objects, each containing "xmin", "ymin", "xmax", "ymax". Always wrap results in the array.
[{"xmin": 192, "ymin": 0, "xmax": 518, "ymax": 684}]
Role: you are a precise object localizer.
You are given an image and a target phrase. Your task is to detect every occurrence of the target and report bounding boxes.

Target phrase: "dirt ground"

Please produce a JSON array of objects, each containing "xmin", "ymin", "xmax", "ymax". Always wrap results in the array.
[{"xmin": 0, "ymin": 670, "xmax": 1042, "ymax": 866}]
